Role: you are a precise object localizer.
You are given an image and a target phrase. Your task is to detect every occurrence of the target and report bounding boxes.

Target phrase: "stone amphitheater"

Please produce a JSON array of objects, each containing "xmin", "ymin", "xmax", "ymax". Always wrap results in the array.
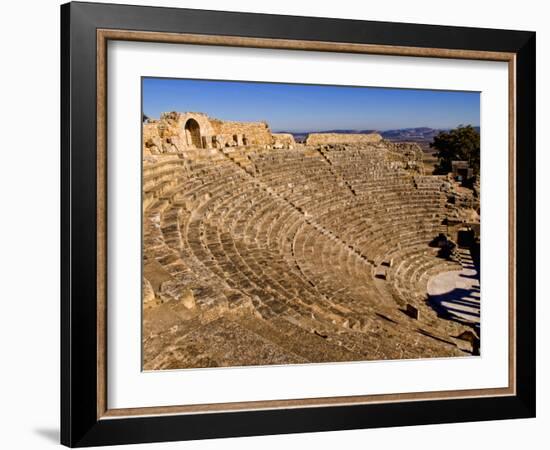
[{"xmin": 142, "ymin": 112, "xmax": 481, "ymax": 370}]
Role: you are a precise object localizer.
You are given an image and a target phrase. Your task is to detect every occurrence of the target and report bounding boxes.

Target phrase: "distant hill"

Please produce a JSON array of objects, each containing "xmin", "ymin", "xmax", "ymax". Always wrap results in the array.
[
  {"xmin": 381, "ymin": 127, "xmax": 441, "ymax": 141},
  {"xmin": 276, "ymin": 126, "xmax": 480, "ymax": 149}
]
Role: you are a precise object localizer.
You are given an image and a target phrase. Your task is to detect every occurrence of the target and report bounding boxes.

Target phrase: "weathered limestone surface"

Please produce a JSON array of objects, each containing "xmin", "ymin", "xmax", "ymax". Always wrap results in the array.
[
  {"xmin": 142, "ymin": 113, "xmax": 480, "ymax": 370},
  {"xmin": 272, "ymin": 133, "xmax": 296, "ymax": 148},
  {"xmin": 143, "ymin": 277, "xmax": 155, "ymax": 309},
  {"xmin": 305, "ymin": 132, "xmax": 383, "ymax": 145},
  {"xmin": 210, "ymin": 118, "xmax": 272, "ymax": 146},
  {"xmin": 143, "ymin": 111, "xmax": 281, "ymax": 155}
]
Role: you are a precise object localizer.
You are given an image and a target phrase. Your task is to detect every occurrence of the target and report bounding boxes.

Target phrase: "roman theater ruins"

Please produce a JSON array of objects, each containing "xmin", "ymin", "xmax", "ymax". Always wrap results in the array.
[{"xmin": 142, "ymin": 112, "xmax": 481, "ymax": 370}]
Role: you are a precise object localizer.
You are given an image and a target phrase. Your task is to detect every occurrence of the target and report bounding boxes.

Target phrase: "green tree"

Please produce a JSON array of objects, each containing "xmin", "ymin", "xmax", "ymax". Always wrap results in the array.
[{"xmin": 430, "ymin": 125, "xmax": 480, "ymax": 175}]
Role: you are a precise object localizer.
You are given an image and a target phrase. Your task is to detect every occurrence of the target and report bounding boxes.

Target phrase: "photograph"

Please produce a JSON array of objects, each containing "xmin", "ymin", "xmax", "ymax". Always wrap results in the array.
[
  {"xmin": 141, "ymin": 78, "xmax": 482, "ymax": 370},
  {"xmin": 0, "ymin": 0, "xmax": 541, "ymax": 447},
  {"xmin": 53, "ymin": 1, "xmax": 536, "ymax": 446}
]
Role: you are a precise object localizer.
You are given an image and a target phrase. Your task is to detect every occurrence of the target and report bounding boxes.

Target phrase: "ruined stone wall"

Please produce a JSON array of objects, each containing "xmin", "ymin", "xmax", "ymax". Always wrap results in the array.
[
  {"xmin": 143, "ymin": 120, "xmax": 187, "ymax": 155},
  {"xmin": 384, "ymin": 141, "xmax": 424, "ymax": 173},
  {"xmin": 143, "ymin": 112, "xmax": 215, "ymax": 154},
  {"xmin": 143, "ymin": 111, "xmax": 277, "ymax": 154},
  {"xmin": 385, "ymin": 141, "xmax": 423, "ymax": 155},
  {"xmin": 210, "ymin": 119, "xmax": 273, "ymax": 146},
  {"xmin": 272, "ymin": 133, "xmax": 296, "ymax": 149},
  {"xmin": 305, "ymin": 133, "xmax": 383, "ymax": 146}
]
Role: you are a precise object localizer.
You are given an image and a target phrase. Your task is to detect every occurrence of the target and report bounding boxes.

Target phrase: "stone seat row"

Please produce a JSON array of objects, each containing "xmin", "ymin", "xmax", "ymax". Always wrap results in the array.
[
  {"xmin": 142, "ymin": 144, "xmax": 471, "ymax": 355},
  {"xmin": 154, "ymin": 171, "xmax": 410, "ymax": 336},
  {"xmin": 151, "ymin": 167, "xmax": 361, "ymax": 328}
]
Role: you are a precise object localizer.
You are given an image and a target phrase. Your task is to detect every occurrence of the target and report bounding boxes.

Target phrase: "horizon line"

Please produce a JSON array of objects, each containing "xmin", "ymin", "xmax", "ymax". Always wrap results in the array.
[
  {"xmin": 271, "ymin": 124, "xmax": 480, "ymax": 133},
  {"xmin": 143, "ymin": 112, "xmax": 479, "ymax": 134}
]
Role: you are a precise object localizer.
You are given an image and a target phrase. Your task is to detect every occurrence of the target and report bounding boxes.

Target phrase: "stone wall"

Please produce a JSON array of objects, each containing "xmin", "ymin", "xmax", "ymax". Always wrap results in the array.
[
  {"xmin": 143, "ymin": 111, "xmax": 277, "ymax": 155},
  {"xmin": 272, "ymin": 133, "xmax": 296, "ymax": 149},
  {"xmin": 143, "ymin": 120, "xmax": 187, "ymax": 155},
  {"xmin": 210, "ymin": 119, "xmax": 273, "ymax": 146},
  {"xmin": 384, "ymin": 141, "xmax": 424, "ymax": 172},
  {"xmin": 305, "ymin": 133, "xmax": 383, "ymax": 146}
]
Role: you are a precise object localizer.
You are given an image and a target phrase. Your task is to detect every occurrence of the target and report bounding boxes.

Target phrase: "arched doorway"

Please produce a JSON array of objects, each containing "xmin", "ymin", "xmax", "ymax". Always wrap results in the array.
[{"xmin": 184, "ymin": 119, "xmax": 202, "ymax": 148}]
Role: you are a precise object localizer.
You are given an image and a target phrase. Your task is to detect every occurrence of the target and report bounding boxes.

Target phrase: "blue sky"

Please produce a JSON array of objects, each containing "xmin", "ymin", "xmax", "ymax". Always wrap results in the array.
[{"xmin": 142, "ymin": 78, "xmax": 480, "ymax": 132}]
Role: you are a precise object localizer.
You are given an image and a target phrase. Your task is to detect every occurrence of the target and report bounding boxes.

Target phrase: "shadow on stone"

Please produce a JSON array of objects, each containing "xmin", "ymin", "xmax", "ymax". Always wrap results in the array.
[{"xmin": 428, "ymin": 286, "xmax": 480, "ymax": 331}]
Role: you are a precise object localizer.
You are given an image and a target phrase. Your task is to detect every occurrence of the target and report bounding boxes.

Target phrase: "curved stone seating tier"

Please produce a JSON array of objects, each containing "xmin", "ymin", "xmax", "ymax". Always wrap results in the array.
[
  {"xmin": 249, "ymin": 151, "xmax": 355, "ymax": 208},
  {"xmin": 154, "ymin": 167, "xmax": 344, "ymax": 332},
  {"xmin": 180, "ymin": 178, "xmax": 375, "ymax": 329},
  {"xmin": 143, "ymin": 144, "xmax": 475, "ymax": 366},
  {"xmin": 143, "ymin": 208, "xmax": 235, "ymax": 311},
  {"xmin": 390, "ymin": 251, "xmax": 465, "ymax": 336},
  {"xmin": 385, "ymin": 239, "xmax": 461, "ymax": 295}
]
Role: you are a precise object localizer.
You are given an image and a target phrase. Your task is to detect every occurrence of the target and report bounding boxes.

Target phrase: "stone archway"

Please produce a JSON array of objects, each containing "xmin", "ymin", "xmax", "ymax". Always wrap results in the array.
[{"xmin": 184, "ymin": 118, "xmax": 202, "ymax": 148}]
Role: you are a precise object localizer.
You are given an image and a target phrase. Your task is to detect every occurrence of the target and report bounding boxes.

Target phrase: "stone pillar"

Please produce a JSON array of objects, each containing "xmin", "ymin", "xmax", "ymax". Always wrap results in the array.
[{"xmin": 184, "ymin": 129, "xmax": 192, "ymax": 147}]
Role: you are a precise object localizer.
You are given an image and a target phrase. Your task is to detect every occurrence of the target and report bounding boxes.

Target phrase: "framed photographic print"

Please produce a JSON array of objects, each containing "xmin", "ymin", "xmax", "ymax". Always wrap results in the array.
[{"xmin": 60, "ymin": 1, "xmax": 536, "ymax": 447}]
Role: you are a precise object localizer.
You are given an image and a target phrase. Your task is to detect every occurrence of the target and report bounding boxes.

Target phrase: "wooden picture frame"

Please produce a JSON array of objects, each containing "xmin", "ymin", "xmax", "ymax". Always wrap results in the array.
[{"xmin": 61, "ymin": 1, "xmax": 535, "ymax": 446}]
